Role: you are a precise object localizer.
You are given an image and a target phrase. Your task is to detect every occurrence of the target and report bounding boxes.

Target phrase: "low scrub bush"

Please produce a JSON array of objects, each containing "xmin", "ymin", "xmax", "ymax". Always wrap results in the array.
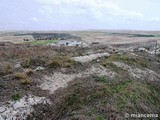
[
  {"xmin": 48, "ymin": 56, "xmax": 79, "ymax": 68},
  {"xmin": 101, "ymin": 54, "xmax": 149, "ymax": 70},
  {"xmin": 25, "ymin": 69, "xmax": 34, "ymax": 75},
  {"xmin": 95, "ymin": 76, "xmax": 109, "ymax": 83},
  {"xmin": 27, "ymin": 75, "xmax": 160, "ymax": 119},
  {"xmin": 21, "ymin": 58, "xmax": 31, "ymax": 68},
  {"xmin": 14, "ymin": 73, "xmax": 31, "ymax": 85},
  {"xmin": 97, "ymin": 115, "xmax": 105, "ymax": 120},
  {"xmin": 0, "ymin": 64, "xmax": 13, "ymax": 77}
]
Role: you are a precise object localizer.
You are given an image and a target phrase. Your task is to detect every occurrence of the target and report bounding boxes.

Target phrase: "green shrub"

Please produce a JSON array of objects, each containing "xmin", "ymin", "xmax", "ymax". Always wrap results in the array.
[
  {"xmin": 97, "ymin": 115, "xmax": 105, "ymax": 120},
  {"xmin": 12, "ymin": 93, "xmax": 21, "ymax": 101},
  {"xmin": 95, "ymin": 76, "xmax": 109, "ymax": 83}
]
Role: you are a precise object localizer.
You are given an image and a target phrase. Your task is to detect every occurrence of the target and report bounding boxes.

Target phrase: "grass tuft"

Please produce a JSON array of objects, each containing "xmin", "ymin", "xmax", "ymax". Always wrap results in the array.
[
  {"xmin": 52, "ymin": 77, "xmax": 160, "ymax": 119},
  {"xmin": 97, "ymin": 115, "xmax": 105, "ymax": 120},
  {"xmin": 12, "ymin": 93, "xmax": 21, "ymax": 101},
  {"xmin": 25, "ymin": 69, "xmax": 34, "ymax": 75},
  {"xmin": 0, "ymin": 64, "xmax": 13, "ymax": 77},
  {"xmin": 95, "ymin": 76, "xmax": 109, "ymax": 83},
  {"xmin": 101, "ymin": 54, "xmax": 149, "ymax": 70},
  {"xmin": 14, "ymin": 73, "xmax": 31, "ymax": 85},
  {"xmin": 21, "ymin": 58, "xmax": 31, "ymax": 68},
  {"xmin": 48, "ymin": 56, "xmax": 80, "ymax": 68}
]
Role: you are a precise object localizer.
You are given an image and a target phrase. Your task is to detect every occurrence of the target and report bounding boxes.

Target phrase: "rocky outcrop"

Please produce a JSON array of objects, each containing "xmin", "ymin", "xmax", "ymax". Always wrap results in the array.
[
  {"xmin": 72, "ymin": 52, "xmax": 110, "ymax": 63},
  {"xmin": 0, "ymin": 95, "xmax": 51, "ymax": 120}
]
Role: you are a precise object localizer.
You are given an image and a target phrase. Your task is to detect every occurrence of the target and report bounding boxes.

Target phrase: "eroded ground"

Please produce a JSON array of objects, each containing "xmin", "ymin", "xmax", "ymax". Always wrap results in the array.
[{"xmin": 0, "ymin": 42, "xmax": 160, "ymax": 120}]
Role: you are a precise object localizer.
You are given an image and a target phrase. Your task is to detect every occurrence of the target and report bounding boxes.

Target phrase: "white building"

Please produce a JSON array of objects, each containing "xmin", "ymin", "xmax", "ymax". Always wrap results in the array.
[{"xmin": 57, "ymin": 40, "xmax": 82, "ymax": 46}]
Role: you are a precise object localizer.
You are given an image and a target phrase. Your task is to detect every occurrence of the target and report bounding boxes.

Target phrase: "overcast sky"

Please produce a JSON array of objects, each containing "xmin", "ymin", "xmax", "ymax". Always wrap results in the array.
[{"xmin": 0, "ymin": 0, "xmax": 160, "ymax": 30}]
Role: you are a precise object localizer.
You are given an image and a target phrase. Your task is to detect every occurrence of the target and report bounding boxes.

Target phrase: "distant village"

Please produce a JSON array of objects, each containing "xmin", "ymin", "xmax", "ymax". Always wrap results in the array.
[
  {"xmin": 0, "ymin": 32, "xmax": 160, "ymax": 55},
  {"xmin": 22, "ymin": 33, "xmax": 89, "ymax": 47}
]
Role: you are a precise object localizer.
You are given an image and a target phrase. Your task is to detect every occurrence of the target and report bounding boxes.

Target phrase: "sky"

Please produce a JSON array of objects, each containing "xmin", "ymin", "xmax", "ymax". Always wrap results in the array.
[{"xmin": 0, "ymin": 0, "xmax": 160, "ymax": 31}]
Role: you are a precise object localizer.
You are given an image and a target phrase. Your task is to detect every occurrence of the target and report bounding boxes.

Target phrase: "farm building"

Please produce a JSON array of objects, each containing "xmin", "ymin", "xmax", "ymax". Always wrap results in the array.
[
  {"xmin": 134, "ymin": 47, "xmax": 146, "ymax": 52},
  {"xmin": 57, "ymin": 40, "xmax": 82, "ymax": 46}
]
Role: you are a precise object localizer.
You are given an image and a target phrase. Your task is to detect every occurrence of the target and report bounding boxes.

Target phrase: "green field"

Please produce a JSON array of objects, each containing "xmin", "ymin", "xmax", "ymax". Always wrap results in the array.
[
  {"xmin": 155, "ymin": 34, "xmax": 160, "ymax": 37},
  {"xmin": 26, "ymin": 40, "xmax": 58, "ymax": 45}
]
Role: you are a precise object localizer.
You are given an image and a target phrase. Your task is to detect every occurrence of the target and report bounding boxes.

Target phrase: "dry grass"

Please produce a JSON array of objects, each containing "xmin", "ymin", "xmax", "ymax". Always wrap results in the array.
[
  {"xmin": 0, "ymin": 33, "xmax": 159, "ymax": 120},
  {"xmin": 25, "ymin": 69, "xmax": 34, "ymax": 75},
  {"xmin": 0, "ymin": 45, "xmax": 58, "ymax": 62},
  {"xmin": 48, "ymin": 56, "xmax": 80, "ymax": 68},
  {"xmin": 0, "ymin": 45, "xmax": 87, "ymax": 69},
  {"xmin": 28, "ymin": 76, "xmax": 160, "ymax": 119},
  {"xmin": 0, "ymin": 63, "xmax": 13, "ymax": 77},
  {"xmin": 101, "ymin": 53, "xmax": 151, "ymax": 70},
  {"xmin": 14, "ymin": 73, "xmax": 31, "ymax": 85},
  {"xmin": 21, "ymin": 58, "xmax": 31, "ymax": 68}
]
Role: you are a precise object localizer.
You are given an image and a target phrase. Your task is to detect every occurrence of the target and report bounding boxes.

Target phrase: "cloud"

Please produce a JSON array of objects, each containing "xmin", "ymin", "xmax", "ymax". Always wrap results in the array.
[
  {"xmin": 31, "ymin": 17, "xmax": 39, "ymax": 22},
  {"xmin": 35, "ymin": 0, "xmax": 144, "ymax": 21},
  {"xmin": 149, "ymin": 17, "xmax": 160, "ymax": 22}
]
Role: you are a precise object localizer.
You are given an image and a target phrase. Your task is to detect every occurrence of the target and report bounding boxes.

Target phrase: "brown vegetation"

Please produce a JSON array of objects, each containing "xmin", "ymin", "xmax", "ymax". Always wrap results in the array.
[
  {"xmin": 27, "ymin": 76, "xmax": 160, "ymax": 120},
  {"xmin": 14, "ymin": 73, "xmax": 32, "ymax": 85}
]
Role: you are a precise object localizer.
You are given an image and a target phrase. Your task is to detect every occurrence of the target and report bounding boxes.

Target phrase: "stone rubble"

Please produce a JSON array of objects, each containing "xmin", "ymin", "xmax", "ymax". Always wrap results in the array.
[
  {"xmin": 0, "ymin": 95, "xmax": 51, "ymax": 120},
  {"xmin": 72, "ymin": 52, "xmax": 110, "ymax": 63}
]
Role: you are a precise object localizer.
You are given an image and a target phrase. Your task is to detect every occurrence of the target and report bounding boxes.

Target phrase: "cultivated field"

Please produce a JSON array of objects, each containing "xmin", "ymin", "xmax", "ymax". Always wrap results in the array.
[
  {"xmin": 1, "ymin": 30, "xmax": 160, "ymax": 44},
  {"xmin": 70, "ymin": 30, "xmax": 160, "ymax": 44},
  {"xmin": 0, "ymin": 32, "xmax": 34, "ymax": 44}
]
